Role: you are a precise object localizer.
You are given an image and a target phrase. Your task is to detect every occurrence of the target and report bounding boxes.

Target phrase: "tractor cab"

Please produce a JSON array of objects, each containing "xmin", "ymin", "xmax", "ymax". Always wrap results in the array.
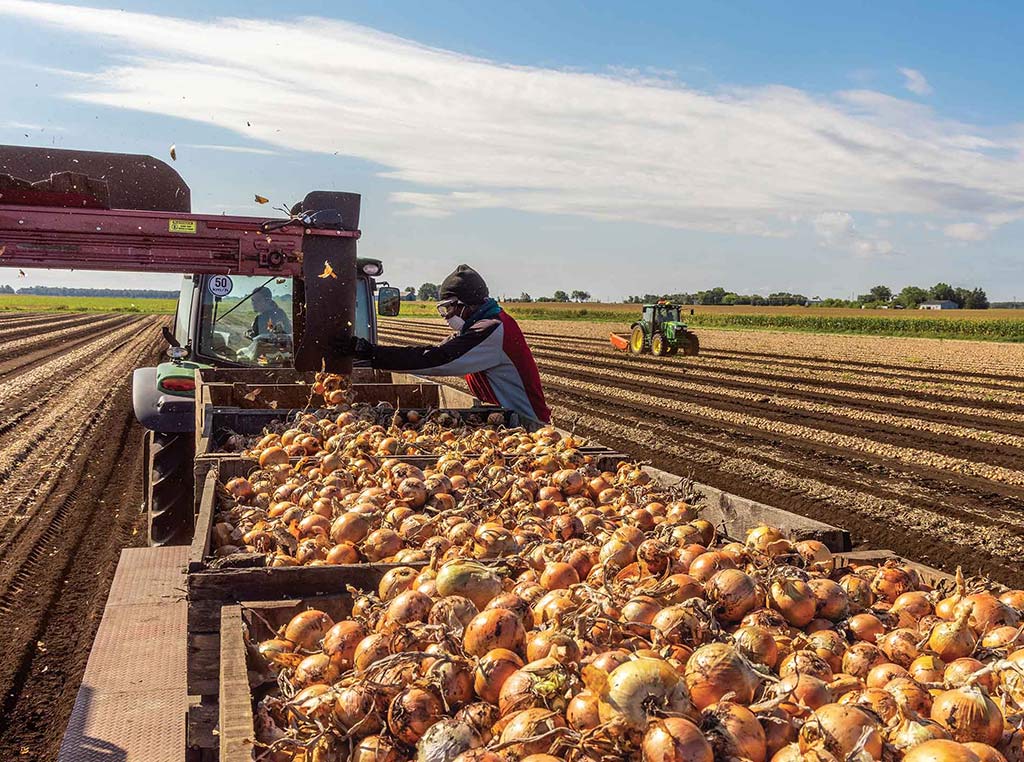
[
  {"xmin": 169, "ymin": 259, "xmax": 391, "ymax": 371},
  {"xmin": 140, "ymin": 258, "xmax": 399, "ymax": 432},
  {"xmin": 626, "ymin": 300, "xmax": 700, "ymax": 356}
]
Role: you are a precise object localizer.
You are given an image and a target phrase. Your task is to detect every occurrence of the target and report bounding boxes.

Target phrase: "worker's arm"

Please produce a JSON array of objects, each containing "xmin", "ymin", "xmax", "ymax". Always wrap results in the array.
[{"xmin": 354, "ymin": 320, "xmax": 504, "ymax": 376}]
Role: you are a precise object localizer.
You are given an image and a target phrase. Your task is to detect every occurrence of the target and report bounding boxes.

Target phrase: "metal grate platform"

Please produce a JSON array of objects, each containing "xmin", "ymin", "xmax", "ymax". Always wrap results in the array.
[{"xmin": 57, "ymin": 546, "xmax": 188, "ymax": 762}]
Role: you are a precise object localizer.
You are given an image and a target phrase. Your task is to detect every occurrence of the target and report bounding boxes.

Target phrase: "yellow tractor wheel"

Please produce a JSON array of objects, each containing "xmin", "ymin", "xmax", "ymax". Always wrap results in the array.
[
  {"xmin": 629, "ymin": 326, "xmax": 648, "ymax": 354},
  {"xmin": 651, "ymin": 332, "xmax": 667, "ymax": 356}
]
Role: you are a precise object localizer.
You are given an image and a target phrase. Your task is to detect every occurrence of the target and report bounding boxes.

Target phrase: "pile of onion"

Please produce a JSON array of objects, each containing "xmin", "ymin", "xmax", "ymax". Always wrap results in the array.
[{"xmin": 232, "ymin": 414, "xmax": 1024, "ymax": 761}]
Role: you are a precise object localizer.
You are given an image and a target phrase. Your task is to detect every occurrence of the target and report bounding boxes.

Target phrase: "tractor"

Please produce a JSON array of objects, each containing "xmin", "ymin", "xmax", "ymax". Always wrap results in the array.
[
  {"xmin": 610, "ymin": 301, "xmax": 699, "ymax": 356},
  {"xmin": 0, "ymin": 145, "xmax": 403, "ymax": 545}
]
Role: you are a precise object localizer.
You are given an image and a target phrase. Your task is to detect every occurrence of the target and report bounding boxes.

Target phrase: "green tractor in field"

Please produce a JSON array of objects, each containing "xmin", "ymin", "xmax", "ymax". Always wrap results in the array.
[{"xmin": 610, "ymin": 301, "xmax": 699, "ymax": 356}]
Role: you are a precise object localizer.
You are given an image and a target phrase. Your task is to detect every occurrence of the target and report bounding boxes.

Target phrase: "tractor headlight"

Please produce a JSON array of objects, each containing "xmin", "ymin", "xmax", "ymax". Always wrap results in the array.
[{"xmin": 361, "ymin": 262, "xmax": 383, "ymax": 276}]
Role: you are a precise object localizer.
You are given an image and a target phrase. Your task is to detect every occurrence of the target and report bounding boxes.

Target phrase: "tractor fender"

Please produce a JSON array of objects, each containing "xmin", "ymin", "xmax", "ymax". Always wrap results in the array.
[{"xmin": 133, "ymin": 366, "xmax": 195, "ymax": 433}]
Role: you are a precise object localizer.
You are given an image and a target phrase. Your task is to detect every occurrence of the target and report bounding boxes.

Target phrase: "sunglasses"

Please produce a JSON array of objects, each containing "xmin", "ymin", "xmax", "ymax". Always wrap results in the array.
[{"xmin": 436, "ymin": 298, "xmax": 463, "ymax": 318}]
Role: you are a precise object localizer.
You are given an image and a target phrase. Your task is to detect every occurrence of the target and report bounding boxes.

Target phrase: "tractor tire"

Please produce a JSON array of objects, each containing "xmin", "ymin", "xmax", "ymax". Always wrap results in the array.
[
  {"xmin": 629, "ymin": 326, "xmax": 648, "ymax": 354},
  {"xmin": 681, "ymin": 333, "xmax": 700, "ymax": 356},
  {"xmin": 651, "ymin": 332, "xmax": 667, "ymax": 356},
  {"xmin": 146, "ymin": 431, "xmax": 195, "ymax": 546}
]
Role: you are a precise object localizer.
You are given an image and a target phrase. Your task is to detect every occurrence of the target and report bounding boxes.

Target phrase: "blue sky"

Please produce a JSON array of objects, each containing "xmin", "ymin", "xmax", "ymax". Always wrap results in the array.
[{"xmin": 1, "ymin": 1, "xmax": 1022, "ymax": 300}]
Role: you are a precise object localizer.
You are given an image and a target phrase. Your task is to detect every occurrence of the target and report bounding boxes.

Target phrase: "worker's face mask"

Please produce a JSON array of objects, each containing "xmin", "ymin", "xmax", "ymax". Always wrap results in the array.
[{"xmin": 445, "ymin": 315, "xmax": 465, "ymax": 332}]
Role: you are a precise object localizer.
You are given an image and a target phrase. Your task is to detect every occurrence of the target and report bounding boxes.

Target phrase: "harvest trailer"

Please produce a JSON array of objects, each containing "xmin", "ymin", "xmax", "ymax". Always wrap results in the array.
[{"xmin": 0, "ymin": 146, "xmax": 989, "ymax": 761}]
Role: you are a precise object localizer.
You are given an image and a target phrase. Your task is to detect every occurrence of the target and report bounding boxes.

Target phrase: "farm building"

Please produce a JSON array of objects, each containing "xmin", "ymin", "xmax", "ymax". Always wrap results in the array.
[{"xmin": 919, "ymin": 299, "xmax": 959, "ymax": 310}]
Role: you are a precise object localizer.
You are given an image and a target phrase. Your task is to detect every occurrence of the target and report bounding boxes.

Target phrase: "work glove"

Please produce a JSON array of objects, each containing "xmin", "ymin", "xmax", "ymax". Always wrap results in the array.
[{"xmin": 334, "ymin": 335, "xmax": 374, "ymax": 359}]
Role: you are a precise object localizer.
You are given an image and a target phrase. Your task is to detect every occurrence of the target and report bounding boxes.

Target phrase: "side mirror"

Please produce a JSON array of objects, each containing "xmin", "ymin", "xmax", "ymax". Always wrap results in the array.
[
  {"xmin": 161, "ymin": 325, "xmax": 181, "ymax": 348},
  {"xmin": 377, "ymin": 286, "xmax": 402, "ymax": 317}
]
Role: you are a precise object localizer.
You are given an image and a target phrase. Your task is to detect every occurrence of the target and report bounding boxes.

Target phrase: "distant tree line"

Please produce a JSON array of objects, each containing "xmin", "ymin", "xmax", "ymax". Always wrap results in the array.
[
  {"xmin": 626, "ymin": 288, "xmax": 809, "ymax": 306},
  {"xmin": 625, "ymin": 283, "xmax": 990, "ymax": 309},
  {"xmin": 5, "ymin": 285, "xmax": 178, "ymax": 298},
  {"xmin": 407, "ymin": 285, "xmax": 592, "ymax": 303}
]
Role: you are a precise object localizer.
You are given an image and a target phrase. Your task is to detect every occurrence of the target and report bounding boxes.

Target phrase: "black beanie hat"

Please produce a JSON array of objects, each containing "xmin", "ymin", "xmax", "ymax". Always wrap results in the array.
[{"xmin": 439, "ymin": 264, "xmax": 489, "ymax": 304}]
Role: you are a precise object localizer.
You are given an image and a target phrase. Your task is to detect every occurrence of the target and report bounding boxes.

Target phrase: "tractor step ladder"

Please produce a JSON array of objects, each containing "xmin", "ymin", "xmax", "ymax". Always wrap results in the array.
[{"xmin": 57, "ymin": 546, "xmax": 187, "ymax": 762}]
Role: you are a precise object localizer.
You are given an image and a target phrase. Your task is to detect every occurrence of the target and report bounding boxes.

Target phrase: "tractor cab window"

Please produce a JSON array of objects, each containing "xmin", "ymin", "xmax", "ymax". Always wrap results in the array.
[
  {"xmin": 195, "ymin": 275, "xmax": 373, "ymax": 366},
  {"xmin": 643, "ymin": 306, "xmax": 656, "ymax": 325},
  {"xmin": 173, "ymin": 276, "xmax": 193, "ymax": 347},
  {"xmin": 660, "ymin": 305, "xmax": 680, "ymax": 323},
  {"xmin": 198, "ymin": 275, "xmax": 295, "ymax": 366}
]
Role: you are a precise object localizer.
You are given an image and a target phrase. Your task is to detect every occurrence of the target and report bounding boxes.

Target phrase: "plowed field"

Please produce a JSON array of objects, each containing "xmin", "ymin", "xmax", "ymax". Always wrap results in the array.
[
  {"xmin": 0, "ymin": 311, "xmax": 165, "ymax": 760},
  {"xmin": 379, "ymin": 318, "xmax": 1024, "ymax": 587}
]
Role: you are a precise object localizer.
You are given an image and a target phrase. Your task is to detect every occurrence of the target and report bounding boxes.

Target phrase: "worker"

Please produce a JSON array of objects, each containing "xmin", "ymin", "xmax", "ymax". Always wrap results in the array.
[
  {"xmin": 340, "ymin": 264, "xmax": 551, "ymax": 427},
  {"xmin": 247, "ymin": 286, "xmax": 291, "ymax": 337}
]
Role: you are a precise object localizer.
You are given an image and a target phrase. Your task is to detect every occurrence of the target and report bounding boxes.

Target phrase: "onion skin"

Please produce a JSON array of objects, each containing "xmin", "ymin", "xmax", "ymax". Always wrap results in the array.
[
  {"xmin": 734, "ymin": 626, "xmax": 780, "ymax": 669},
  {"xmin": 704, "ymin": 700, "xmax": 768, "ymax": 762},
  {"xmin": 283, "ymin": 609, "xmax": 334, "ymax": 651},
  {"xmin": 962, "ymin": 744, "xmax": 1007, "ymax": 762},
  {"xmin": 600, "ymin": 657, "xmax": 694, "ymax": 728},
  {"xmin": 463, "ymin": 608, "xmax": 526, "ymax": 658},
  {"xmin": 473, "ymin": 648, "xmax": 523, "ymax": 704},
  {"xmin": 770, "ymin": 578, "xmax": 817, "ymax": 628},
  {"xmin": 930, "ymin": 686, "xmax": 1003, "ymax": 745},
  {"xmin": 497, "ymin": 708, "xmax": 566, "ymax": 758},
  {"xmin": 798, "ymin": 703, "xmax": 883, "ymax": 760},
  {"xmin": 388, "ymin": 687, "xmax": 444, "ymax": 745},
  {"xmin": 685, "ymin": 643, "xmax": 760, "ymax": 709},
  {"xmin": 435, "ymin": 561, "xmax": 503, "ymax": 609},
  {"xmin": 706, "ymin": 569, "xmax": 759, "ymax": 623},
  {"xmin": 903, "ymin": 740, "xmax": 981, "ymax": 762},
  {"xmin": 642, "ymin": 717, "xmax": 713, "ymax": 762},
  {"xmin": 415, "ymin": 718, "xmax": 480, "ymax": 762}
]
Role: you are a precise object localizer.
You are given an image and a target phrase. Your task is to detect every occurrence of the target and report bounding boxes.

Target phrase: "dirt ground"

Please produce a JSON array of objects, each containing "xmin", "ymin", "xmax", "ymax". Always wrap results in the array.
[
  {"xmin": 380, "ymin": 318, "xmax": 1024, "ymax": 587},
  {"xmin": 0, "ymin": 312, "xmax": 165, "ymax": 761}
]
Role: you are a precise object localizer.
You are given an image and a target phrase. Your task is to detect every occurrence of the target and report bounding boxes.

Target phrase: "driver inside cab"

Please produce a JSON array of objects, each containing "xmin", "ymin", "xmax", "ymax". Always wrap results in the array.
[{"xmin": 247, "ymin": 286, "xmax": 291, "ymax": 338}]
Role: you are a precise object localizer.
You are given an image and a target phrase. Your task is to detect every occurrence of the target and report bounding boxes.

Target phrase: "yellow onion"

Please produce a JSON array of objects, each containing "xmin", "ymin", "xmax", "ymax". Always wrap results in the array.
[
  {"xmin": 929, "ymin": 610, "xmax": 977, "ymax": 662},
  {"xmin": 962, "ymin": 744, "xmax": 1007, "ymax": 762},
  {"xmin": 703, "ymin": 700, "xmax": 768, "ymax": 762},
  {"xmin": 435, "ymin": 561, "xmax": 503, "ymax": 610},
  {"xmin": 642, "ymin": 717, "xmax": 713, "ymax": 762},
  {"xmin": 903, "ymin": 740, "xmax": 981, "ymax": 762},
  {"xmin": 886, "ymin": 677, "xmax": 934, "ymax": 716},
  {"xmin": 599, "ymin": 657, "xmax": 694, "ymax": 728},
  {"xmin": 283, "ymin": 609, "xmax": 334, "ymax": 651},
  {"xmin": 734, "ymin": 626, "xmax": 780, "ymax": 669},
  {"xmin": 770, "ymin": 578, "xmax": 817, "ymax": 628},
  {"xmin": 705, "ymin": 569, "xmax": 759, "ymax": 623},
  {"xmin": 685, "ymin": 643, "xmax": 761, "ymax": 709},
  {"xmin": 798, "ymin": 703, "xmax": 882, "ymax": 760},
  {"xmin": 889, "ymin": 706, "xmax": 952, "ymax": 751},
  {"xmin": 930, "ymin": 686, "xmax": 1003, "ymax": 744},
  {"xmin": 497, "ymin": 707, "xmax": 566, "ymax": 758}
]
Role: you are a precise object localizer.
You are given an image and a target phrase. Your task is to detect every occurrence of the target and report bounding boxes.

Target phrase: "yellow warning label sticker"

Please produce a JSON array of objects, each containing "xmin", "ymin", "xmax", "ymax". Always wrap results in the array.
[{"xmin": 169, "ymin": 219, "xmax": 197, "ymax": 234}]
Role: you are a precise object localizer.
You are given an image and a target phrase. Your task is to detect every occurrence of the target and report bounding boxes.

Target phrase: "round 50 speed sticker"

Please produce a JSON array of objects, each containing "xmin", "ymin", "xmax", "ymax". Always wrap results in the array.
[{"xmin": 208, "ymin": 275, "xmax": 233, "ymax": 297}]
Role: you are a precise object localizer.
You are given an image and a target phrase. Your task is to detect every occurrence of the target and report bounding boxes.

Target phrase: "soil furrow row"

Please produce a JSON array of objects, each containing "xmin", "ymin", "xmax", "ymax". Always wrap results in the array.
[
  {"xmin": 380, "ymin": 321, "xmax": 1024, "ymax": 415},
  {"xmin": 538, "ymin": 373, "xmax": 1024, "ymax": 532},
  {"xmin": 535, "ymin": 355, "xmax": 1024, "ymax": 462},
  {"xmin": 378, "ymin": 326, "xmax": 1024, "ymax": 431},
  {"xmin": 546, "ymin": 391, "xmax": 1024, "ymax": 587},
  {"xmin": 0, "ymin": 314, "xmax": 133, "ymax": 363}
]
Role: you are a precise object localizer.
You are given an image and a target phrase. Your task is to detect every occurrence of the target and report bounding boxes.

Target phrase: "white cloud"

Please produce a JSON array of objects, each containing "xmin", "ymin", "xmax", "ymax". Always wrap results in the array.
[
  {"xmin": 899, "ymin": 67, "xmax": 932, "ymax": 96},
  {"xmin": 1, "ymin": 1, "xmax": 1022, "ymax": 246},
  {"xmin": 180, "ymin": 143, "xmax": 277, "ymax": 155},
  {"xmin": 814, "ymin": 212, "xmax": 895, "ymax": 257},
  {"xmin": 942, "ymin": 222, "xmax": 989, "ymax": 241},
  {"xmin": 0, "ymin": 120, "xmax": 67, "ymax": 131}
]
